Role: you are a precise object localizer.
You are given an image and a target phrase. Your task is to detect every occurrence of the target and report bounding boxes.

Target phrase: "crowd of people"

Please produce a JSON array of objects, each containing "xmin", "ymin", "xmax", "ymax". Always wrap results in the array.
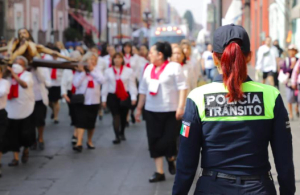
[{"xmin": 0, "ymin": 35, "xmax": 299, "ymax": 183}]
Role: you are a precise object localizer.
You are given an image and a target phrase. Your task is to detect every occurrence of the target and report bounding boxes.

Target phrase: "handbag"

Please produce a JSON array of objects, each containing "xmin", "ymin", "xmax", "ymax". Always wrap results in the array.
[
  {"xmin": 278, "ymin": 70, "xmax": 289, "ymax": 84},
  {"xmin": 70, "ymin": 80, "xmax": 89, "ymax": 104}
]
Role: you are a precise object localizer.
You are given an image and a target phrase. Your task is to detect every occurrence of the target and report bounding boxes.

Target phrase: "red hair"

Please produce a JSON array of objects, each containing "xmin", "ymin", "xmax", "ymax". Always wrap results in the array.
[{"xmin": 214, "ymin": 42, "xmax": 249, "ymax": 102}]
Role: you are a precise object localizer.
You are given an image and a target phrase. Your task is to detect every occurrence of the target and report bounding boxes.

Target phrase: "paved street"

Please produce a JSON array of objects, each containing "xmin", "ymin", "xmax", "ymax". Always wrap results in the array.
[{"xmin": 0, "ymin": 70, "xmax": 299, "ymax": 195}]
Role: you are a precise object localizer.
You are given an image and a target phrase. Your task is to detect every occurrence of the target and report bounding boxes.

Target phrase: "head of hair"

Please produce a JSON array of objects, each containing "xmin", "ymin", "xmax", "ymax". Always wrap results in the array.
[
  {"xmin": 15, "ymin": 56, "xmax": 29, "ymax": 68},
  {"xmin": 154, "ymin": 42, "xmax": 172, "ymax": 61},
  {"xmin": 122, "ymin": 42, "xmax": 133, "ymax": 56},
  {"xmin": 213, "ymin": 39, "xmax": 250, "ymax": 102},
  {"xmin": 173, "ymin": 46, "xmax": 187, "ymax": 64},
  {"xmin": 81, "ymin": 52, "xmax": 98, "ymax": 63},
  {"xmin": 140, "ymin": 44, "xmax": 149, "ymax": 51},
  {"xmin": 17, "ymin": 28, "xmax": 34, "ymax": 42},
  {"xmin": 111, "ymin": 52, "xmax": 125, "ymax": 66},
  {"xmin": 52, "ymin": 47, "xmax": 61, "ymax": 53},
  {"xmin": 56, "ymin": 41, "xmax": 65, "ymax": 50}
]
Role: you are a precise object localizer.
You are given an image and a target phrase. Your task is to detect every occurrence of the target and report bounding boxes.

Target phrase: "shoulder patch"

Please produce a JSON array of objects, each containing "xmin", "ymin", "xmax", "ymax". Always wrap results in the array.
[{"xmin": 180, "ymin": 121, "xmax": 191, "ymax": 138}]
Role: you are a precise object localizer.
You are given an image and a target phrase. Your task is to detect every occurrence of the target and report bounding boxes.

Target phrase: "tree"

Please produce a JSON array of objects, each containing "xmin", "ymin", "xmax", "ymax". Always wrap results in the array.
[{"xmin": 183, "ymin": 10, "xmax": 195, "ymax": 32}]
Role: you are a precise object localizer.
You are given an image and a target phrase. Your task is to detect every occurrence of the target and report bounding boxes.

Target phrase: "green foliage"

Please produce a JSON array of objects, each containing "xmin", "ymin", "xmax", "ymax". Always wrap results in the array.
[
  {"xmin": 183, "ymin": 10, "xmax": 195, "ymax": 32},
  {"xmin": 64, "ymin": 27, "xmax": 83, "ymax": 42}
]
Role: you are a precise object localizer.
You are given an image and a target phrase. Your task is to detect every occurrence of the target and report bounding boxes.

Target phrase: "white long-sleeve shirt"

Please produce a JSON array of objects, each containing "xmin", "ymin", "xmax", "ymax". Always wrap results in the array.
[
  {"xmin": 256, "ymin": 45, "xmax": 279, "ymax": 72},
  {"xmin": 32, "ymin": 67, "xmax": 51, "ymax": 105},
  {"xmin": 139, "ymin": 62, "xmax": 188, "ymax": 112},
  {"xmin": 73, "ymin": 68, "xmax": 105, "ymax": 105},
  {"xmin": 101, "ymin": 66, "xmax": 138, "ymax": 102},
  {"xmin": 96, "ymin": 57, "xmax": 108, "ymax": 74},
  {"xmin": 61, "ymin": 69, "xmax": 74, "ymax": 96},
  {"xmin": 0, "ymin": 79, "xmax": 10, "ymax": 110},
  {"xmin": 6, "ymin": 71, "xmax": 35, "ymax": 119}
]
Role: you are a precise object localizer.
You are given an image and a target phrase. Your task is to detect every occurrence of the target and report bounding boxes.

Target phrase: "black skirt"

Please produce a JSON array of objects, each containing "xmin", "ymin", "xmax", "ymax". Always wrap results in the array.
[
  {"xmin": 74, "ymin": 104, "xmax": 99, "ymax": 129},
  {"xmin": 145, "ymin": 110, "xmax": 181, "ymax": 158},
  {"xmin": 107, "ymin": 93, "xmax": 131, "ymax": 115},
  {"xmin": 3, "ymin": 114, "xmax": 36, "ymax": 153},
  {"xmin": 32, "ymin": 100, "xmax": 47, "ymax": 127},
  {"xmin": 48, "ymin": 86, "xmax": 61, "ymax": 102},
  {"xmin": 0, "ymin": 109, "xmax": 8, "ymax": 152}
]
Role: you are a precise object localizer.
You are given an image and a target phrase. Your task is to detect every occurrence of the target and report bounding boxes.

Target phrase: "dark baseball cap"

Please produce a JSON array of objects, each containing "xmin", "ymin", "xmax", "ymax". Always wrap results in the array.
[{"xmin": 213, "ymin": 24, "xmax": 250, "ymax": 54}]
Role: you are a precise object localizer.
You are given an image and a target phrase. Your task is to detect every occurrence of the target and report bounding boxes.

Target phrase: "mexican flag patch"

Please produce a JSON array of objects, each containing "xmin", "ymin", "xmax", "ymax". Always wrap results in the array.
[{"xmin": 180, "ymin": 121, "xmax": 191, "ymax": 138}]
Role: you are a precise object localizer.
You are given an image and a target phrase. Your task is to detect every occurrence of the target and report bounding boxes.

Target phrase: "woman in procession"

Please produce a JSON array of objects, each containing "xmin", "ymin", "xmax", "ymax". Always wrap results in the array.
[
  {"xmin": 72, "ymin": 52, "xmax": 106, "ymax": 152},
  {"xmin": 101, "ymin": 52, "xmax": 137, "ymax": 144},
  {"xmin": 173, "ymin": 24, "xmax": 295, "ymax": 195},
  {"xmin": 135, "ymin": 42, "xmax": 188, "ymax": 182},
  {"xmin": 280, "ymin": 44, "xmax": 299, "ymax": 120},
  {"xmin": 4, "ymin": 56, "xmax": 35, "ymax": 166},
  {"xmin": 0, "ymin": 66, "xmax": 10, "ymax": 177}
]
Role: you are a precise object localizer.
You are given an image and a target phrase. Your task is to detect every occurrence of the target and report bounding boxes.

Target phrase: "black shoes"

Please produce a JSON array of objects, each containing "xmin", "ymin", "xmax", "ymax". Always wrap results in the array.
[
  {"xmin": 166, "ymin": 157, "xmax": 176, "ymax": 175},
  {"xmin": 8, "ymin": 159, "xmax": 19, "ymax": 167},
  {"xmin": 149, "ymin": 172, "xmax": 166, "ymax": 183},
  {"xmin": 30, "ymin": 142, "xmax": 37, "ymax": 150},
  {"xmin": 131, "ymin": 113, "xmax": 136, "ymax": 124},
  {"xmin": 22, "ymin": 150, "xmax": 29, "ymax": 164},
  {"xmin": 113, "ymin": 139, "xmax": 121, "ymax": 144},
  {"xmin": 99, "ymin": 115, "xmax": 103, "ymax": 121},
  {"xmin": 87, "ymin": 143, "xmax": 95, "ymax": 150},
  {"xmin": 38, "ymin": 142, "xmax": 45, "ymax": 151},
  {"xmin": 54, "ymin": 120, "xmax": 59, "ymax": 124},
  {"xmin": 119, "ymin": 135, "xmax": 126, "ymax": 141},
  {"xmin": 73, "ymin": 145, "xmax": 83, "ymax": 153},
  {"xmin": 71, "ymin": 136, "xmax": 77, "ymax": 146},
  {"xmin": 51, "ymin": 113, "xmax": 54, "ymax": 119}
]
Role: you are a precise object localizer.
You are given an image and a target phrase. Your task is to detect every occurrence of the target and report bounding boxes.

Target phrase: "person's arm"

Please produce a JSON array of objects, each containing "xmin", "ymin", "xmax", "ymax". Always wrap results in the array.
[
  {"xmin": 61, "ymin": 70, "xmax": 70, "ymax": 102},
  {"xmin": 0, "ymin": 80, "xmax": 10, "ymax": 97},
  {"xmin": 270, "ymin": 94, "xmax": 295, "ymax": 195},
  {"xmin": 172, "ymin": 96, "xmax": 202, "ymax": 195},
  {"xmin": 176, "ymin": 89, "xmax": 188, "ymax": 120},
  {"xmin": 256, "ymin": 48, "xmax": 263, "ymax": 70},
  {"xmin": 291, "ymin": 60, "xmax": 300, "ymax": 89},
  {"xmin": 135, "ymin": 67, "xmax": 148, "ymax": 122},
  {"xmin": 72, "ymin": 67, "xmax": 86, "ymax": 88},
  {"xmin": 174, "ymin": 64, "xmax": 189, "ymax": 119},
  {"xmin": 127, "ymin": 69, "xmax": 138, "ymax": 104},
  {"xmin": 90, "ymin": 68, "xmax": 106, "ymax": 84},
  {"xmin": 7, "ymin": 67, "xmax": 30, "ymax": 88}
]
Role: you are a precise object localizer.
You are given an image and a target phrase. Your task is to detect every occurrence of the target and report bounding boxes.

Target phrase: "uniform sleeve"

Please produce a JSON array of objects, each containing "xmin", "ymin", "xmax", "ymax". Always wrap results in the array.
[
  {"xmin": 101, "ymin": 70, "xmax": 109, "ymax": 102},
  {"xmin": 173, "ymin": 97, "xmax": 202, "ymax": 195},
  {"xmin": 270, "ymin": 94, "xmax": 295, "ymax": 195},
  {"xmin": 90, "ymin": 68, "xmax": 106, "ymax": 84},
  {"xmin": 174, "ymin": 64, "xmax": 188, "ymax": 90},
  {"xmin": 128, "ymin": 69, "xmax": 137, "ymax": 101}
]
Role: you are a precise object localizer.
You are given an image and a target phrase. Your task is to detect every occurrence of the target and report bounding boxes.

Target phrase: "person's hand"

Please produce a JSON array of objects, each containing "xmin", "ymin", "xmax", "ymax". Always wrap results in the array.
[
  {"xmin": 176, "ymin": 107, "xmax": 185, "ymax": 120},
  {"xmin": 131, "ymin": 101, "xmax": 137, "ymax": 106},
  {"xmin": 6, "ymin": 66, "xmax": 17, "ymax": 79},
  {"xmin": 135, "ymin": 108, "xmax": 142, "ymax": 123},
  {"xmin": 102, "ymin": 102, "xmax": 107, "ymax": 109},
  {"xmin": 292, "ymin": 85, "xmax": 297, "ymax": 90},
  {"xmin": 75, "ymin": 64, "xmax": 85, "ymax": 72},
  {"xmin": 63, "ymin": 94, "xmax": 71, "ymax": 103}
]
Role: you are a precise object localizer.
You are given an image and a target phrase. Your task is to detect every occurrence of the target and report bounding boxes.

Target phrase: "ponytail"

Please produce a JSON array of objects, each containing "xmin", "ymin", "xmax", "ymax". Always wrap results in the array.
[{"xmin": 217, "ymin": 42, "xmax": 248, "ymax": 102}]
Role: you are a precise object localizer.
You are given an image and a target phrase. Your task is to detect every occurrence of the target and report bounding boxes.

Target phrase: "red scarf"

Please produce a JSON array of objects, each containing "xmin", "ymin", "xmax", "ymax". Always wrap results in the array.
[
  {"xmin": 8, "ymin": 72, "xmax": 24, "ymax": 100},
  {"xmin": 71, "ymin": 70, "xmax": 76, "ymax": 94},
  {"xmin": 150, "ymin": 60, "xmax": 169, "ymax": 96},
  {"xmin": 124, "ymin": 54, "xmax": 131, "ymax": 68},
  {"xmin": 113, "ymin": 66, "xmax": 128, "ymax": 101},
  {"xmin": 51, "ymin": 68, "xmax": 57, "ymax": 79},
  {"xmin": 180, "ymin": 62, "xmax": 184, "ymax": 66},
  {"xmin": 86, "ymin": 73, "xmax": 94, "ymax": 88}
]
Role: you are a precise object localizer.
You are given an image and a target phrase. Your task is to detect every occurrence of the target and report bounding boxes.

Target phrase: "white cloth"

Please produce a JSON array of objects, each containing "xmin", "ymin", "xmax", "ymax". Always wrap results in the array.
[
  {"xmin": 44, "ymin": 55, "xmax": 64, "ymax": 86},
  {"xmin": 61, "ymin": 69, "xmax": 74, "ymax": 96},
  {"xmin": 256, "ymin": 45, "xmax": 279, "ymax": 72},
  {"xmin": 101, "ymin": 66, "xmax": 138, "ymax": 102},
  {"xmin": 6, "ymin": 71, "xmax": 35, "ymax": 119},
  {"xmin": 0, "ymin": 79, "xmax": 10, "ymax": 110},
  {"xmin": 202, "ymin": 51, "xmax": 215, "ymax": 69},
  {"xmin": 96, "ymin": 57, "xmax": 108, "ymax": 74},
  {"xmin": 139, "ymin": 62, "xmax": 188, "ymax": 112},
  {"xmin": 73, "ymin": 68, "xmax": 105, "ymax": 105},
  {"xmin": 31, "ymin": 67, "xmax": 51, "ymax": 105}
]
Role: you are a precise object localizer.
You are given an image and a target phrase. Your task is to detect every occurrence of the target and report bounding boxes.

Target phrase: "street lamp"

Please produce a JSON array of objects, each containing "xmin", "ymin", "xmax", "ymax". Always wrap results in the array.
[{"xmin": 113, "ymin": 1, "xmax": 125, "ymax": 45}]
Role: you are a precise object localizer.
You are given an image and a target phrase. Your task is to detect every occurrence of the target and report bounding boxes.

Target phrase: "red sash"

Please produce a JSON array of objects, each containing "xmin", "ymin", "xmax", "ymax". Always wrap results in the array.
[
  {"xmin": 8, "ymin": 72, "xmax": 24, "ymax": 100},
  {"xmin": 124, "ymin": 54, "xmax": 131, "ymax": 68},
  {"xmin": 113, "ymin": 66, "xmax": 129, "ymax": 101},
  {"xmin": 150, "ymin": 60, "xmax": 169, "ymax": 96},
  {"xmin": 71, "ymin": 70, "xmax": 76, "ymax": 94},
  {"xmin": 86, "ymin": 73, "xmax": 94, "ymax": 88},
  {"xmin": 51, "ymin": 68, "xmax": 57, "ymax": 79}
]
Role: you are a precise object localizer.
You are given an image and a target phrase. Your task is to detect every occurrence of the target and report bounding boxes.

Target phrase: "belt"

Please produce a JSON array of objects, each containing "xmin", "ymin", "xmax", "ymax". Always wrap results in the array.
[{"xmin": 202, "ymin": 169, "xmax": 272, "ymax": 181}]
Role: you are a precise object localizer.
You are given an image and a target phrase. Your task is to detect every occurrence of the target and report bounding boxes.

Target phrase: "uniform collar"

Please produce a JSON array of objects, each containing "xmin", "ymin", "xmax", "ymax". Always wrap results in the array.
[{"xmin": 213, "ymin": 74, "xmax": 253, "ymax": 83}]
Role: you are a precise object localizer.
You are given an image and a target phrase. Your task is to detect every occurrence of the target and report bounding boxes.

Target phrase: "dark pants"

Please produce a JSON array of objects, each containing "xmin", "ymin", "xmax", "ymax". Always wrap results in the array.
[{"xmin": 194, "ymin": 175, "xmax": 277, "ymax": 195}]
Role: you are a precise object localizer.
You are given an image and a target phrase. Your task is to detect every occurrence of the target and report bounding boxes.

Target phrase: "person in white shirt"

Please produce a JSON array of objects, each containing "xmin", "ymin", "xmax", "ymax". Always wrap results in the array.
[
  {"xmin": 135, "ymin": 42, "xmax": 188, "ymax": 183},
  {"xmin": 56, "ymin": 41, "xmax": 70, "ymax": 58},
  {"xmin": 47, "ymin": 47, "xmax": 64, "ymax": 124},
  {"xmin": 256, "ymin": 37, "xmax": 280, "ymax": 88},
  {"xmin": 171, "ymin": 46, "xmax": 194, "ymax": 93},
  {"xmin": 72, "ymin": 52, "xmax": 106, "ymax": 152},
  {"xmin": 181, "ymin": 41, "xmax": 199, "ymax": 89},
  {"xmin": 91, "ymin": 46, "xmax": 107, "ymax": 74},
  {"xmin": 4, "ymin": 56, "xmax": 35, "ymax": 167},
  {"xmin": 103, "ymin": 45, "xmax": 116, "ymax": 68},
  {"xmin": 30, "ymin": 67, "xmax": 51, "ymax": 151},
  {"xmin": 0, "ymin": 66, "xmax": 10, "ymax": 177},
  {"xmin": 102, "ymin": 52, "xmax": 137, "ymax": 144},
  {"xmin": 201, "ymin": 44, "xmax": 216, "ymax": 82},
  {"xmin": 138, "ymin": 44, "xmax": 150, "ymax": 82}
]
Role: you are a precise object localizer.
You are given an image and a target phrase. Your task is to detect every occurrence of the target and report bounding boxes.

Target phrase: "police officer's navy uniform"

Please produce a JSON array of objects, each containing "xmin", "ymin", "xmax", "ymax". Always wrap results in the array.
[{"xmin": 172, "ymin": 24, "xmax": 295, "ymax": 195}]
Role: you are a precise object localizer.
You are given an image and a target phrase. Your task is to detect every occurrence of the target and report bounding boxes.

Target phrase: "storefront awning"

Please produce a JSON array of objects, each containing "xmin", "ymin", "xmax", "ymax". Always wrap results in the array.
[{"xmin": 291, "ymin": 4, "xmax": 300, "ymax": 20}]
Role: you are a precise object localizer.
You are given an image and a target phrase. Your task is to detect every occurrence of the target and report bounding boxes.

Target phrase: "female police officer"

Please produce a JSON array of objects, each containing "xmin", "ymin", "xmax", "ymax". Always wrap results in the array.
[{"xmin": 172, "ymin": 24, "xmax": 295, "ymax": 195}]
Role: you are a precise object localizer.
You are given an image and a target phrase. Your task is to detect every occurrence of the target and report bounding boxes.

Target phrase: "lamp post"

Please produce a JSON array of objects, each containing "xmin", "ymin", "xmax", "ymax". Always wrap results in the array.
[
  {"xmin": 113, "ymin": 1, "xmax": 125, "ymax": 45},
  {"xmin": 98, "ymin": 0, "xmax": 101, "ymax": 43}
]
